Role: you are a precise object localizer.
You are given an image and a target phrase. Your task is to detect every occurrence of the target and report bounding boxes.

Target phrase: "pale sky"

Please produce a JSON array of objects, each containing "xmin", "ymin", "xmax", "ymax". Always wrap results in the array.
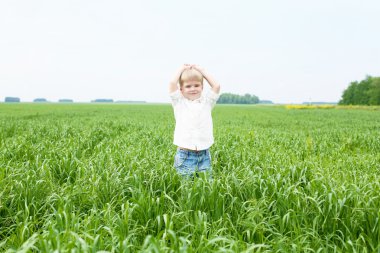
[{"xmin": 1, "ymin": 0, "xmax": 380, "ymax": 103}]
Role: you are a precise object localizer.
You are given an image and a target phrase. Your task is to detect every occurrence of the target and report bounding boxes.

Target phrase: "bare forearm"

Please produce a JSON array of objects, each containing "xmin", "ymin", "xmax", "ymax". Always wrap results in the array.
[{"xmin": 169, "ymin": 65, "xmax": 188, "ymax": 93}]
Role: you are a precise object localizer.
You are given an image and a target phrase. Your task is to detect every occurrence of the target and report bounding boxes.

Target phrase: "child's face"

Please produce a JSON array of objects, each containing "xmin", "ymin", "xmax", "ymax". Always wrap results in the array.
[{"xmin": 180, "ymin": 80, "xmax": 203, "ymax": 100}]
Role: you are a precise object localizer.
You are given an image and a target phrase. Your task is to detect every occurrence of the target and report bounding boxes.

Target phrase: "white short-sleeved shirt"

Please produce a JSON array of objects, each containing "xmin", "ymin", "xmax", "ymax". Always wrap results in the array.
[{"xmin": 170, "ymin": 89, "xmax": 220, "ymax": 150}]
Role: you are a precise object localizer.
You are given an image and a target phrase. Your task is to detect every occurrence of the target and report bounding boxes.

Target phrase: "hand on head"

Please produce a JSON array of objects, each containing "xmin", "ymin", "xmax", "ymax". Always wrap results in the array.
[{"xmin": 182, "ymin": 64, "xmax": 203, "ymax": 72}]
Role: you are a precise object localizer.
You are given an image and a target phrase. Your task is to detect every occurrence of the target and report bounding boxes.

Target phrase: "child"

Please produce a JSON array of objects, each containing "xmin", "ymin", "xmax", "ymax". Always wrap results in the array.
[{"xmin": 169, "ymin": 64, "xmax": 220, "ymax": 178}]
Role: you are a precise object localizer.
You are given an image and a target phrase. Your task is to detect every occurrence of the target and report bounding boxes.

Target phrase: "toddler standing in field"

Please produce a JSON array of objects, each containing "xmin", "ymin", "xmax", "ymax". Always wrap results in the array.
[{"xmin": 169, "ymin": 64, "xmax": 220, "ymax": 178}]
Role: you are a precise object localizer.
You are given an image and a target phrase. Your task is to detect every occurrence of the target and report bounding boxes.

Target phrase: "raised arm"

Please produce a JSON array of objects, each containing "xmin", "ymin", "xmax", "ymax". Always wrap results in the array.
[
  {"xmin": 169, "ymin": 64, "xmax": 191, "ymax": 93},
  {"xmin": 192, "ymin": 65, "xmax": 221, "ymax": 94}
]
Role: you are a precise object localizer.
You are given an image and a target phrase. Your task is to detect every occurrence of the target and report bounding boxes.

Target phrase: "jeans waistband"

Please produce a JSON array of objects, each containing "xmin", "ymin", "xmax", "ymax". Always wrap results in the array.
[{"xmin": 177, "ymin": 147, "xmax": 208, "ymax": 154}]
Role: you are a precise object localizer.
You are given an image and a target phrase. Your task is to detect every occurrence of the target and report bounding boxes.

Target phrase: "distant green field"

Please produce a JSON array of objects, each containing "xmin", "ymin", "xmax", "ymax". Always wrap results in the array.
[{"xmin": 0, "ymin": 103, "xmax": 379, "ymax": 252}]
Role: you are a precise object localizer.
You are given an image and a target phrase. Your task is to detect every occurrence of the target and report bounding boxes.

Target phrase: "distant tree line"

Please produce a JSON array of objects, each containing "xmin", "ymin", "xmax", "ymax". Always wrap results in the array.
[
  {"xmin": 34, "ymin": 98, "xmax": 48, "ymax": 102},
  {"xmin": 217, "ymin": 93, "xmax": 260, "ymax": 104},
  {"xmin": 91, "ymin": 99, "xmax": 114, "ymax": 103},
  {"xmin": 4, "ymin": 97, "xmax": 20, "ymax": 102},
  {"xmin": 3, "ymin": 97, "xmax": 146, "ymax": 103},
  {"xmin": 339, "ymin": 76, "xmax": 380, "ymax": 105},
  {"xmin": 59, "ymin": 99, "xmax": 73, "ymax": 103},
  {"xmin": 259, "ymin": 100, "xmax": 273, "ymax": 104}
]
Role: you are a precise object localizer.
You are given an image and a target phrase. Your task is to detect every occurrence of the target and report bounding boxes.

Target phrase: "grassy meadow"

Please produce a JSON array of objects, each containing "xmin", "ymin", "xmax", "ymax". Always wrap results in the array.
[{"xmin": 0, "ymin": 103, "xmax": 379, "ymax": 252}]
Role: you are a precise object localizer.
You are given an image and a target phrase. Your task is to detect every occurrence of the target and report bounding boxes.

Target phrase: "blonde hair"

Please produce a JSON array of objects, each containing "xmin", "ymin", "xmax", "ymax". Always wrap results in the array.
[{"xmin": 179, "ymin": 69, "xmax": 203, "ymax": 87}]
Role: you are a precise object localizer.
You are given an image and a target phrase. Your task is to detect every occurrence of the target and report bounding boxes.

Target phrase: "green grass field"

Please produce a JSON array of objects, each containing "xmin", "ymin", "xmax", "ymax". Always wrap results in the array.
[{"xmin": 0, "ymin": 103, "xmax": 379, "ymax": 252}]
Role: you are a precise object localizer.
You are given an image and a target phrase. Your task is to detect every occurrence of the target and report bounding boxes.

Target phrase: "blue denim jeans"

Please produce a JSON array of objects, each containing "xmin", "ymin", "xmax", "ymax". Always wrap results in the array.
[{"xmin": 174, "ymin": 148, "xmax": 212, "ymax": 178}]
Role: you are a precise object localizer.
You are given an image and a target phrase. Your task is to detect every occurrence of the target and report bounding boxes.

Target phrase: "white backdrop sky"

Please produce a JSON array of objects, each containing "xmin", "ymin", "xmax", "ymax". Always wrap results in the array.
[{"xmin": 1, "ymin": 0, "xmax": 380, "ymax": 103}]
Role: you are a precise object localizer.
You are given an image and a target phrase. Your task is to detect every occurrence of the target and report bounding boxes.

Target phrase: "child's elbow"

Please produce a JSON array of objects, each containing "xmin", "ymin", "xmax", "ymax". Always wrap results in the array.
[{"xmin": 213, "ymin": 85, "xmax": 221, "ymax": 94}]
